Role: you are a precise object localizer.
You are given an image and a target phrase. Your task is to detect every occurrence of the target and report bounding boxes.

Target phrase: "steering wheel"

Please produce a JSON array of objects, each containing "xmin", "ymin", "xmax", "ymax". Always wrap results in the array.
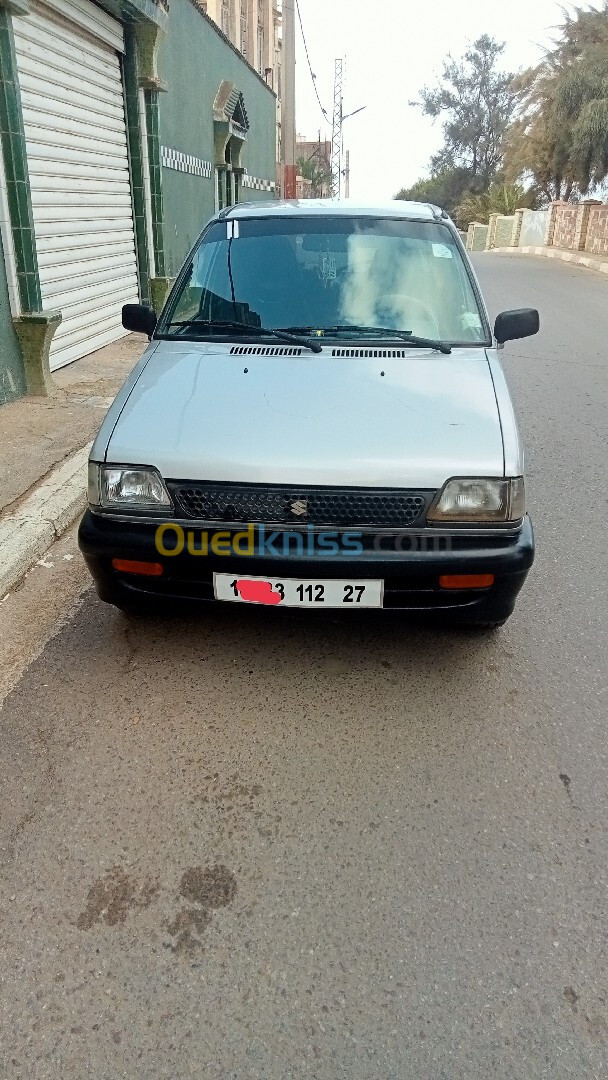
[{"xmin": 378, "ymin": 294, "xmax": 441, "ymax": 338}]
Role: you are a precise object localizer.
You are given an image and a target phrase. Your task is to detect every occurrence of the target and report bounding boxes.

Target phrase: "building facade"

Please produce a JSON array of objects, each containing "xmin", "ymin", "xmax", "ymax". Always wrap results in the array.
[
  {"xmin": 0, "ymin": 0, "xmax": 277, "ymax": 403},
  {"xmin": 200, "ymin": 0, "xmax": 282, "ymax": 169},
  {"xmin": 296, "ymin": 136, "xmax": 331, "ymax": 199},
  {"xmin": 202, "ymin": 0, "xmax": 279, "ymax": 82}
]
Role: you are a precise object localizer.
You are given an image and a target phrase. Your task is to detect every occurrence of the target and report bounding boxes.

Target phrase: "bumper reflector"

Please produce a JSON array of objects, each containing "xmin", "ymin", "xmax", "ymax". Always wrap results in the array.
[
  {"xmin": 439, "ymin": 574, "xmax": 495, "ymax": 590},
  {"xmin": 112, "ymin": 558, "xmax": 164, "ymax": 577}
]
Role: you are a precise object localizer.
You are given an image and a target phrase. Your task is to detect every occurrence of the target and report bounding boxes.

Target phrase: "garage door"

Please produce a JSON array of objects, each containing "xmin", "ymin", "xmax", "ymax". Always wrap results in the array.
[{"xmin": 13, "ymin": 0, "xmax": 140, "ymax": 369}]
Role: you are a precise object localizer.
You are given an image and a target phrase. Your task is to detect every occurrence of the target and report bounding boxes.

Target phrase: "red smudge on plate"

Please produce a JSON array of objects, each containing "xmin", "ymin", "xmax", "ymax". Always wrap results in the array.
[{"xmin": 236, "ymin": 579, "xmax": 282, "ymax": 605}]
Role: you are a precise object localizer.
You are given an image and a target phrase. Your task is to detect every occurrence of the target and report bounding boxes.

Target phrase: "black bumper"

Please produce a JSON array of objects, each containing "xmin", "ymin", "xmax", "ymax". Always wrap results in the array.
[{"xmin": 78, "ymin": 511, "xmax": 535, "ymax": 622}]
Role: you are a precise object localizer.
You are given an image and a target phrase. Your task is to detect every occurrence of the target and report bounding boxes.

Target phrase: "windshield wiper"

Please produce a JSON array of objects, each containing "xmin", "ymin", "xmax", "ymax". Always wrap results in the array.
[
  {"xmin": 278, "ymin": 325, "xmax": 452, "ymax": 355},
  {"xmin": 165, "ymin": 319, "xmax": 322, "ymax": 354}
]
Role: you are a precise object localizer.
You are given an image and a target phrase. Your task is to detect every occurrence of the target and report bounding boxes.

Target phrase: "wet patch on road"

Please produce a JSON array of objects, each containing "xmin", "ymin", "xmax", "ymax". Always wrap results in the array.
[
  {"xmin": 196, "ymin": 773, "xmax": 263, "ymax": 811},
  {"xmin": 192, "ymin": 773, "xmax": 275, "ymax": 841},
  {"xmin": 166, "ymin": 906, "xmax": 212, "ymax": 951},
  {"xmin": 76, "ymin": 866, "xmax": 159, "ymax": 929},
  {"xmin": 167, "ymin": 864, "xmax": 237, "ymax": 955},
  {"xmin": 559, "ymin": 771, "xmax": 573, "ymax": 798}
]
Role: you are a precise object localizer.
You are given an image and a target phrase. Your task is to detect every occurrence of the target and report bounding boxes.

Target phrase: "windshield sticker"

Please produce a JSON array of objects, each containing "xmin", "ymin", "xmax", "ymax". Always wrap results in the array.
[
  {"xmin": 460, "ymin": 312, "xmax": 483, "ymax": 330},
  {"xmin": 320, "ymin": 253, "xmax": 337, "ymax": 283},
  {"xmin": 432, "ymin": 243, "xmax": 453, "ymax": 259}
]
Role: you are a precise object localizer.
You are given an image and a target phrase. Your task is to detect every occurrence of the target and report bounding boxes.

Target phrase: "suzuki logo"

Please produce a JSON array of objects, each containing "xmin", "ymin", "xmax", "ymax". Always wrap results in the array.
[{"xmin": 290, "ymin": 499, "xmax": 308, "ymax": 517}]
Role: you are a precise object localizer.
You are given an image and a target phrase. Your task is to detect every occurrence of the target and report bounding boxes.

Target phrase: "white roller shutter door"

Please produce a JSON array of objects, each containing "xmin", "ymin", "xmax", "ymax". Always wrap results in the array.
[{"xmin": 13, "ymin": 0, "xmax": 139, "ymax": 369}]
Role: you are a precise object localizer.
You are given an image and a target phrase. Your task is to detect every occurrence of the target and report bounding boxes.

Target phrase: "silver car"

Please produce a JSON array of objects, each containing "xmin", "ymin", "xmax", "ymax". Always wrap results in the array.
[{"xmin": 79, "ymin": 199, "xmax": 538, "ymax": 627}]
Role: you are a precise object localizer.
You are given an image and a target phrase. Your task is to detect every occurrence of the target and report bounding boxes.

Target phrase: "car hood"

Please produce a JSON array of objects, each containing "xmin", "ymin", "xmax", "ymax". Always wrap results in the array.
[{"xmin": 102, "ymin": 341, "xmax": 504, "ymax": 488}]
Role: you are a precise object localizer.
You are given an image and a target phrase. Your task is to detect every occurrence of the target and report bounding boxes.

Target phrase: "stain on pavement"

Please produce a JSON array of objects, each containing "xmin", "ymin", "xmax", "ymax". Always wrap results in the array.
[
  {"xmin": 76, "ymin": 866, "xmax": 159, "ymax": 929},
  {"xmin": 167, "ymin": 864, "xmax": 237, "ymax": 954}
]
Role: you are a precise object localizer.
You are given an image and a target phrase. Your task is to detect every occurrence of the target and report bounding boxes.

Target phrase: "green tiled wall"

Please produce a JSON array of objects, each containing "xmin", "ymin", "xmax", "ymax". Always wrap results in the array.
[
  {"xmin": 0, "ymin": 8, "xmax": 42, "ymax": 313},
  {"xmin": 0, "ymin": 229, "xmax": 26, "ymax": 403},
  {"xmin": 145, "ymin": 89, "xmax": 165, "ymax": 278},
  {"xmin": 123, "ymin": 26, "xmax": 151, "ymax": 306}
]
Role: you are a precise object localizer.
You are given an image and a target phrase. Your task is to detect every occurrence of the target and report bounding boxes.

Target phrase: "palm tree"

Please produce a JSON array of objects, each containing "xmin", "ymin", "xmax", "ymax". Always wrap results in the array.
[
  {"xmin": 296, "ymin": 156, "xmax": 331, "ymax": 198},
  {"xmin": 454, "ymin": 183, "xmax": 536, "ymax": 229},
  {"xmin": 504, "ymin": 2, "xmax": 608, "ymax": 198}
]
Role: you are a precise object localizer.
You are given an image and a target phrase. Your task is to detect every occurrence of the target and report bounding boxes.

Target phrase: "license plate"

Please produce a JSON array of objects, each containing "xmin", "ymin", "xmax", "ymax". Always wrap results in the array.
[{"xmin": 214, "ymin": 574, "xmax": 384, "ymax": 609}]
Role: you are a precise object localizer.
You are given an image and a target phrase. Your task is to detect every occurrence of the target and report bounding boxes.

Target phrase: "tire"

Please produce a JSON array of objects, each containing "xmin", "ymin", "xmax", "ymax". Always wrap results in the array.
[{"xmin": 459, "ymin": 619, "xmax": 507, "ymax": 631}]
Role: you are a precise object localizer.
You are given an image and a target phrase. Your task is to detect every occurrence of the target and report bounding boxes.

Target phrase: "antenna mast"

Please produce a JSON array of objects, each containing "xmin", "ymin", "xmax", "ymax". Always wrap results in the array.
[{"xmin": 330, "ymin": 58, "xmax": 343, "ymax": 199}]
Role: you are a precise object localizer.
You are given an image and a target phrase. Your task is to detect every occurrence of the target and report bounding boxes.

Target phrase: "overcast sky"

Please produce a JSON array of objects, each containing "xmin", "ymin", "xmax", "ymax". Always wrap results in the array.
[{"xmin": 294, "ymin": 0, "xmax": 597, "ymax": 201}]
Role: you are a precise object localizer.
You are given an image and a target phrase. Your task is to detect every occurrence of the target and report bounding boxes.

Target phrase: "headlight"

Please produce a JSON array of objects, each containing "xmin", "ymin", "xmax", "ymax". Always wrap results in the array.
[
  {"xmin": 88, "ymin": 463, "xmax": 172, "ymax": 511},
  {"xmin": 427, "ymin": 477, "xmax": 525, "ymax": 523}
]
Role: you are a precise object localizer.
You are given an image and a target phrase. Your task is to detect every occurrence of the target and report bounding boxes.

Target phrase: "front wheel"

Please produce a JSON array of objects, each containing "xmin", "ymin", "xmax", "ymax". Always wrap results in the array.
[{"xmin": 457, "ymin": 618, "xmax": 508, "ymax": 632}]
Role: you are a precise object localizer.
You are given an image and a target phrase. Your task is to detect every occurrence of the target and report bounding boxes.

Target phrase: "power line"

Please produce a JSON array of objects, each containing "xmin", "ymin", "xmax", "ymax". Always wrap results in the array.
[{"xmin": 294, "ymin": 0, "xmax": 329, "ymax": 123}]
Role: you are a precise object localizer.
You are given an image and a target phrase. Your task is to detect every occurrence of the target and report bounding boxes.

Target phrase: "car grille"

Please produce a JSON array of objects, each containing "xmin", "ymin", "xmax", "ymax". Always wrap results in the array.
[{"xmin": 167, "ymin": 482, "xmax": 432, "ymax": 528}]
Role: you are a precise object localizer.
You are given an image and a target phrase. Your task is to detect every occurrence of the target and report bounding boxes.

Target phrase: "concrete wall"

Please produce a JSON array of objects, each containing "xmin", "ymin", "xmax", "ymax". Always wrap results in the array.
[
  {"xmin": 494, "ymin": 215, "xmax": 516, "ymax": 248},
  {"xmin": 468, "ymin": 223, "xmax": 489, "ymax": 252},
  {"xmin": 520, "ymin": 209, "xmax": 549, "ymax": 247},
  {"xmin": 158, "ymin": 0, "xmax": 277, "ymax": 275},
  {"xmin": 0, "ymin": 233, "xmax": 25, "ymax": 405}
]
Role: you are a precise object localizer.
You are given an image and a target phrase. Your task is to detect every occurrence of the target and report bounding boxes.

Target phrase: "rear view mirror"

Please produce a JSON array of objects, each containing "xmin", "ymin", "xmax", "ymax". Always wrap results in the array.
[
  {"xmin": 494, "ymin": 308, "xmax": 539, "ymax": 344},
  {"xmin": 301, "ymin": 233, "xmax": 349, "ymax": 252},
  {"xmin": 122, "ymin": 303, "xmax": 157, "ymax": 337}
]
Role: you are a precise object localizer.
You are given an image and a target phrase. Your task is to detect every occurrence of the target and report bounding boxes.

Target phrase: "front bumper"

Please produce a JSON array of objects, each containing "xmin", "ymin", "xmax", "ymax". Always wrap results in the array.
[{"xmin": 78, "ymin": 511, "xmax": 535, "ymax": 621}]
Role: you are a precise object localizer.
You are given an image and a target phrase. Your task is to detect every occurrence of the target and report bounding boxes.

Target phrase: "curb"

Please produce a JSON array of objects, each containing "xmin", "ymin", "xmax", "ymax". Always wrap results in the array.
[
  {"xmin": 0, "ymin": 443, "xmax": 91, "ymax": 598},
  {"xmin": 481, "ymin": 246, "xmax": 608, "ymax": 275}
]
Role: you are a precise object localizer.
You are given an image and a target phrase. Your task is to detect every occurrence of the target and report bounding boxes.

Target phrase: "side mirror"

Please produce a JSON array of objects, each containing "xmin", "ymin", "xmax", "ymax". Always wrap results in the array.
[
  {"xmin": 494, "ymin": 308, "xmax": 539, "ymax": 345},
  {"xmin": 122, "ymin": 303, "xmax": 157, "ymax": 337}
]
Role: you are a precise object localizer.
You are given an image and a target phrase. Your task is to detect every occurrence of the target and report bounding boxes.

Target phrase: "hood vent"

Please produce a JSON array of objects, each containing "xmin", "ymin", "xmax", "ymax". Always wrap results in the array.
[
  {"xmin": 332, "ymin": 347, "xmax": 410, "ymax": 358},
  {"xmin": 230, "ymin": 345, "xmax": 303, "ymax": 356}
]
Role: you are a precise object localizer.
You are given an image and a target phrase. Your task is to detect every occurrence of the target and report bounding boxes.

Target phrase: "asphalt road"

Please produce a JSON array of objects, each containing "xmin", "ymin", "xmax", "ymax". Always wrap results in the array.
[{"xmin": 1, "ymin": 254, "xmax": 608, "ymax": 1079}]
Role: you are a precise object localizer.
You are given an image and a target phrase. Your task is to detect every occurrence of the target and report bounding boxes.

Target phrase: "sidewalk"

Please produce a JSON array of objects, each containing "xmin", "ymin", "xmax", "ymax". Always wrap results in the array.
[
  {"xmin": 481, "ymin": 244, "xmax": 608, "ymax": 276},
  {"xmin": 0, "ymin": 332, "xmax": 147, "ymax": 596}
]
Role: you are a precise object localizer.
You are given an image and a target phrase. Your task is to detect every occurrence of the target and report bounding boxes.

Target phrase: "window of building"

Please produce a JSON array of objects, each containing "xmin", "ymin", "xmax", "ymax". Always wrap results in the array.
[
  {"xmin": 257, "ymin": 25, "xmax": 264, "ymax": 73},
  {"xmin": 240, "ymin": 1, "xmax": 248, "ymax": 57},
  {"xmin": 275, "ymin": 50, "xmax": 281, "ymax": 99},
  {"xmin": 221, "ymin": 0, "xmax": 230, "ymax": 36}
]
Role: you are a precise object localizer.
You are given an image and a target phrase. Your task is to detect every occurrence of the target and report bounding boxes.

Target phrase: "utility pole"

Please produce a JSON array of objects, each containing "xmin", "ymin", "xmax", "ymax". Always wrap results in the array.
[
  {"xmin": 282, "ymin": 0, "xmax": 296, "ymax": 198},
  {"xmin": 330, "ymin": 58, "xmax": 343, "ymax": 199},
  {"xmin": 344, "ymin": 149, "xmax": 350, "ymax": 199}
]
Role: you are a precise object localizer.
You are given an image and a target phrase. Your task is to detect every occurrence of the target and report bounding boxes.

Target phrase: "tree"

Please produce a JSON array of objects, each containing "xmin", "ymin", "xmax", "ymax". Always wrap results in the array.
[
  {"xmin": 395, "ymin": 167, "xmax": 473, "ymax": 216},
  {"xmin": 296, "ymin": 155, "xmax": 331, "ymax": 198},
  {"xmin": 504, "ymin": 3, "xmax": 608, "ymax": 198},
  {"xmin": 453, "ymin": 182, "xmax": 537, "ymax": 229},
  {"xmin": 414, "ymin": 35, "xmax": 516, "ymax": 190}
]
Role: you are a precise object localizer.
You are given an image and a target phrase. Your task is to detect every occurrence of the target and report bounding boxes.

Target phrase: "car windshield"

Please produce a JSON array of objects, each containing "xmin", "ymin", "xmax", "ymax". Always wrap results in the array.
[{"xmin": 160, "ymin": 215, "xmax": 490, "ymax": 345}]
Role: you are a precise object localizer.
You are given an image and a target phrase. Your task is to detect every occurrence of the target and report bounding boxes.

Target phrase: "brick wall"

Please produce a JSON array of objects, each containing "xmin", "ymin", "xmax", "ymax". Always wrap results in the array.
[
  {"xmin": 585, "ymin": 206, "xmax": 608, "ymax": 257},
  {"xmin": 552, "ymin": 205, "xmax": 580, "ymax": 250},
  {"xmin": 466, "ymin": 201, "xmax": 608, "ymax": 256}
]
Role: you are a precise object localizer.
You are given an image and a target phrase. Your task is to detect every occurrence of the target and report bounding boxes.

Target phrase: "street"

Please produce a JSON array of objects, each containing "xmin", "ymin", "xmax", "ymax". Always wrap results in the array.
[{"xmin": 1, "ymin": 253, "xmax": 607, "ymax": 1078}]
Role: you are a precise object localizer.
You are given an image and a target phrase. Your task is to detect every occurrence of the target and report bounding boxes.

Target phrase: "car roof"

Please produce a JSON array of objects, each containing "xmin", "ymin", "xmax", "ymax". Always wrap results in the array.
[{"xmin": 223, "ymin": 198, "xmax": 447, "ymax": 222}]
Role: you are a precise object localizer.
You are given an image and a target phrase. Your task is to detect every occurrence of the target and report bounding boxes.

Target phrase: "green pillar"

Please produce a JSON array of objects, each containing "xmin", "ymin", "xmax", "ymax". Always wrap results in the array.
[
  {"xmin": 123, "ymin": 25, "xmax": 152, "ymax": 307},
  {"xmin": 0, "ymin": 2, "xmax": 60, "ymax": 395}
]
